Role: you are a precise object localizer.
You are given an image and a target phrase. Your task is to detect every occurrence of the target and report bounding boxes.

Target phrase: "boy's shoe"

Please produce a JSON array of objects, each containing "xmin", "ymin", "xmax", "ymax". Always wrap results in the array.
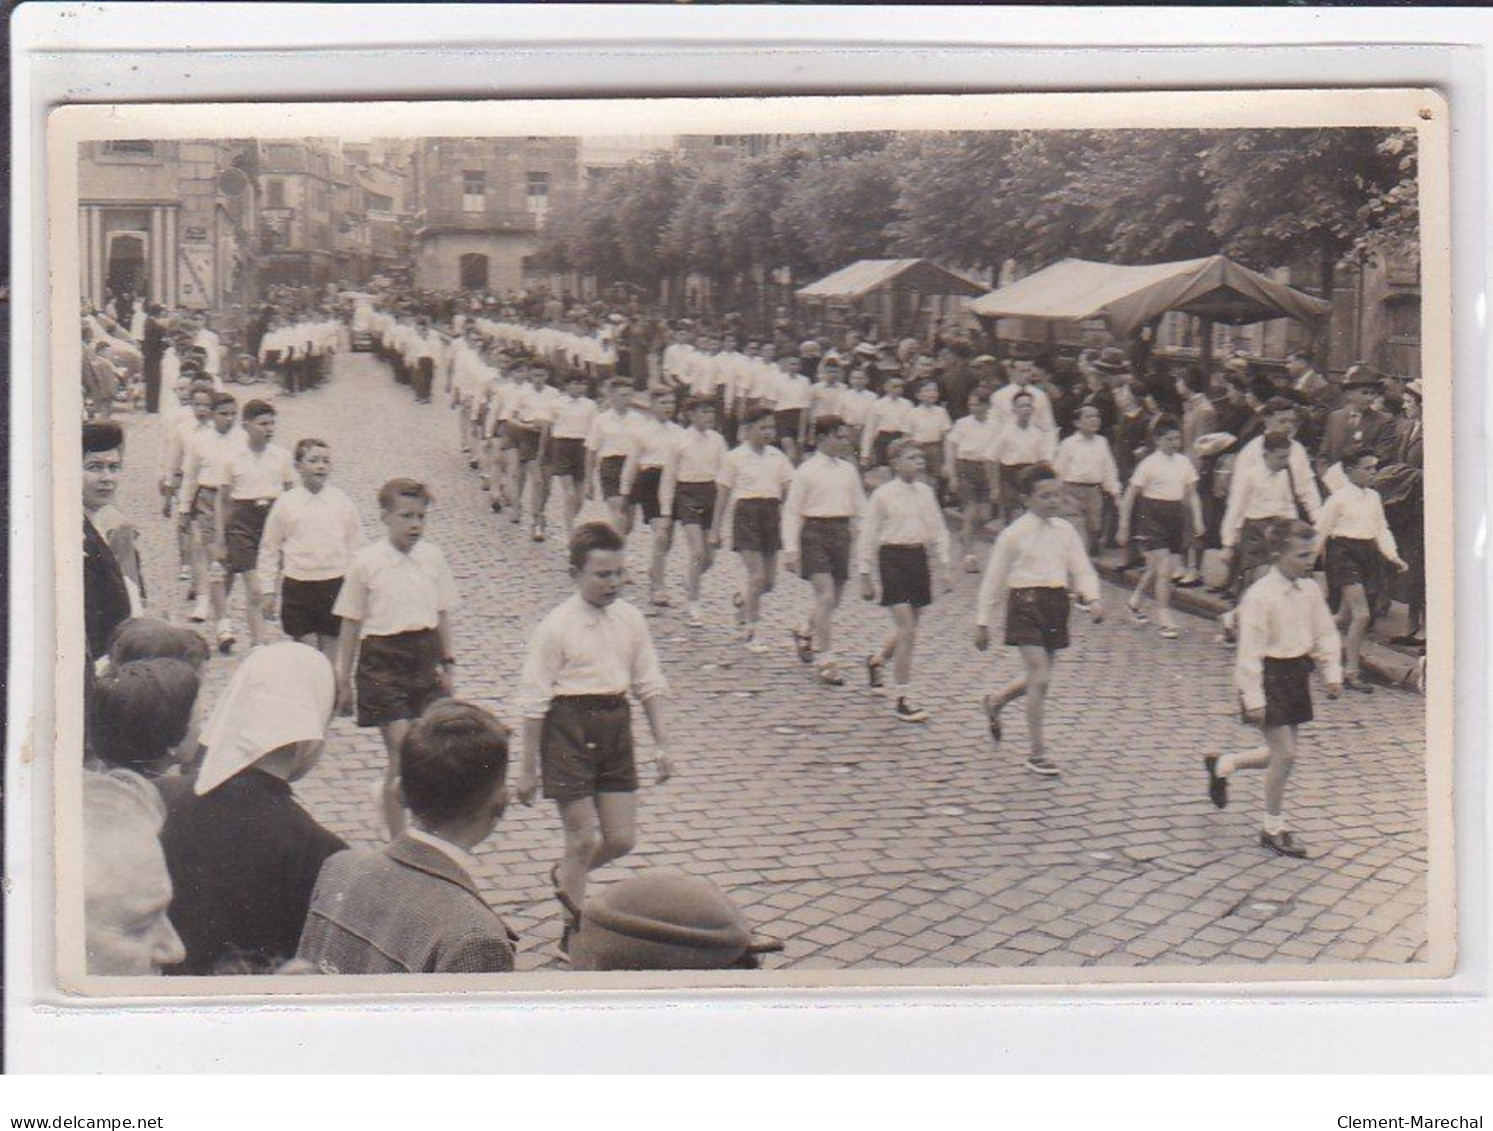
[
  {"xmin": 866, "ymin": 653, "xmax": 886, "ymax": 690},
  {"xmin": 1343, "ymin": 675, "xmax": 1375, "ymax": 695},
  {"xmin": 1127, "ymin": 600, "xmax": 1150, "ymax": 625},
  {"xmin": 685, "ymin": 604, "xmax": 704, "ymax": 628},
  {"xmin": 190, "ymin": 596, "xmax": 210, "ymax": 623},
  {"xmin": 1175, "ymin": 570, "xmax": 1202, "ymax": 588},
  {"xmin": 531, "ymin": 524, "xmax": 546, "ymax": 543},
  {"xmin": 743, "ymin": 634, "xmax": 771, "ymax": 655},
  {"xmin": 490, "ymin": 497, "xmax": 503, "ymax": 514},
  {"xmin": 895, "ymin": 698, "xmax": 928, "ymax": 723},
  {"xmin": 1259, "ymin": 829, "xmax": 1309, "ymax": 859},
  {"xmin": 982, "ymin": 693, "xmax": 1003, "ymax": 744},
  {"xmin": 963, "ymin": 553, "xmax": 979, "ymax": 574},
  {"xmin": 1203, "ymin": 755, "xmax": 1228, "ymax": 809},
  {"xmin": 791, "ymin": 627, "xmax": 815, "ymax": 664},
  {"xmin": 468, "ymin": 458, "xmax": 479, "ymax": 470},
  {"xmin": 509, "ymin": 509, "xmax": 523, "ymax": 525},
  {"xmin": 177, "ymin": 566, "xmax": 192, "ymax": 583},
  {"xmin": 650, "ymin": 591, "xmax": 673, "ymax": 608},
  {"xmin": 732, "ymin": 591, "xmax": 746, "ymax": 625},
  {"xmin": 1023, "ymin": 752, "xmax": 1061, "ymax": 777},
  {"xmin": 1158, "ymin": 623, "xmax": 1180, "ymax": 640},
  {"xmin": 215, "ymin": 618, "xmax": 236, "ymax": 654},
  {"xmin": 816, "ymin": 662, "xmax": 845, "ymax": 687}
]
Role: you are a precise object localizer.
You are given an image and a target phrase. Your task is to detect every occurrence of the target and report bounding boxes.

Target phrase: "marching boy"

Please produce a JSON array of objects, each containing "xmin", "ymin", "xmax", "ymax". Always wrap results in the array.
[
  {"xmin": 515, "ymin": 522, "xmax": 676, "ymax": 956},
  {"xmin": 217, "ymin": 399, "xmax": 296, "ymax": 650},
  {"xmin": 334, "ymin": 479, "xmax": 459, "ymax": 838},
  {"xmin": 1205, "ymin": 518, "xmax": 1342, "ymax": 859},
  {"xmin": 974, "ymin": 463, "xmax": 1104, "ymax": 778},
  {"xmin": 257, "ymin": 438, "xmax": 365, "ymax": 662}
]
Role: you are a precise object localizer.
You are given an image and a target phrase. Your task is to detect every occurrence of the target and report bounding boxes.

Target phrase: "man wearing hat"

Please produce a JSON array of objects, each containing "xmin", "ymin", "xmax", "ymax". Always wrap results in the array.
[
  {"xmin": 1286, "ymin": 348, "xmax": 1335, "ymax": 409},
  {"xmin": 142, "ymin": 303, "xmax": 169, "ymax": 413},
  {"xmin": 83, "ymin": 420, "xmax": 135, "ymax": 663},
  {"xmin": 1090, "ymin": 346, "xmax": 1131, "ymax": 384},
  {"xmin": 568, "ymin": 870, "xmax": 780, "ymax": 971},
  {"xmin": 1318, "ymin": 367, "xmax": 1395, "ymax": 487}
]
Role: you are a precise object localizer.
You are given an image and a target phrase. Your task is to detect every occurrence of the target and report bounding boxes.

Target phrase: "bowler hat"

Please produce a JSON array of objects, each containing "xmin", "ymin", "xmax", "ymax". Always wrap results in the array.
[
  {"xmin": 1342, "ymin": 367, "xmax": 1381, "ymax": 390},
  {"xmin": 1092, "ymin": 347, "xmax": 1131, "ymax": 375},
  {"xmin": 569, "ymin": 871, "xmax": 780, "ymax": 971}
]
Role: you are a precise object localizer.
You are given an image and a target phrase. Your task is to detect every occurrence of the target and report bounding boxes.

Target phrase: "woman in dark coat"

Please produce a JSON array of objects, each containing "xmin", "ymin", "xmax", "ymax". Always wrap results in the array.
[{"xmin": 162, "ymin": 643, "xmax": 345, "ymax": 975}]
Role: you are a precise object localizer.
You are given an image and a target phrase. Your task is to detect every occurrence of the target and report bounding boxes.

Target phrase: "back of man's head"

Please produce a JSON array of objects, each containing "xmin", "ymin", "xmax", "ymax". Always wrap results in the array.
[{"xmin": 399, "ymin": 701, "xmax": 510, "ymax": 828}]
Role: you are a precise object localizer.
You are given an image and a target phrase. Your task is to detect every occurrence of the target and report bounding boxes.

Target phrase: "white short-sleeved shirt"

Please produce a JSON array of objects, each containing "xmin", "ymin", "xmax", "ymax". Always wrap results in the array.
[
  {"xmin": 332, "ymin": 538, "xmax": 459, "ymax": 637},
  {"xmin": 224, "ymin": 443, "xmax": 296, "ymax": 502},
  {"xmin": 1129, "ymin": 450, "xmax": 1199, "ymax": 501}
]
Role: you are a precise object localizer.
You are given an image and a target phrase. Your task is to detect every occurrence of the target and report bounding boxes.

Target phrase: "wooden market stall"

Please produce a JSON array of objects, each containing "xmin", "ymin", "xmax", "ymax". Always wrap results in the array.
[{"xmin": 796, "ymin": 259, "xmax": 989, "ymax": 342}]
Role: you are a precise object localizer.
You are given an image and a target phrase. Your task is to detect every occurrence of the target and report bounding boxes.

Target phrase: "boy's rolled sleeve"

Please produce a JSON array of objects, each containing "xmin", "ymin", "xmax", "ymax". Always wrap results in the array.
[
  {"xmin": 331, "ymin": 557, "xmax": 369, "ymax": 622},
  {"xmin": 1234, "ymin": 590, "xmax": 1269, "ymax": 712}
]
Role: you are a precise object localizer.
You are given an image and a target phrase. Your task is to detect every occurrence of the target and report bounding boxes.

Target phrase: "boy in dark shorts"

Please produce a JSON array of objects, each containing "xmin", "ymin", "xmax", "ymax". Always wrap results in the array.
[
  {"xmin": 1117, "ymin": 416, "xmax": 1204, "ymax": 641},
  {"xmin": 860, "ymin": 439, "xmax": 954, "ymax": 723},
  {"xmin": 257, "ymin": 438, "xmax": 365, "ymax": 661},
  {"xmin": 1205, "ymin": 519, "xmax": 1342, "ymax": 858},
  {"xmin": 974, "ymin": 463, "xmax": 1103, "ymax": 777},
  {"xmin": 709, "ymin": 407, "xmax": 795, "ymax": 653},
  {"xmin": 333, "ymin": 479, "xmax": 459, "ymax": 837},
  {"xmin": 217, "ymin": 399, "xmax": 295, "ymax": 651},
  {"xmin": 662, "ymin": 396, "xmax": 729, "ymax": 628},
  {"xmin": 619, "ymin": 388, "xmax": 685, "ymax": 601},
  {"xmin": 515, "ymin": 522, "xmax": 676, "ymax": 956},
  {"xmin": 782, "ymin": 416, "xmax": 867, "ymax": 686},
  {"xmin": 535, "ymin": 371, "xmax": 597, "ymax": 541}
]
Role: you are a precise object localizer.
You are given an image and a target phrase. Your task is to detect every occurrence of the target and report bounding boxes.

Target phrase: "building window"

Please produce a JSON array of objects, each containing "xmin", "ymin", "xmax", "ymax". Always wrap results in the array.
[
  {"xmin": 104, "ymin": 140, "xmax": 156, "ymax": 156},
  {"xmin": 526, "ymin": 171, "xmax": 550, "ymax": 219},
  {"xmin": 265, "ymin": 179, "xmax": 286, "ymax": 209},
  {"xmin": 462, "ymin": 170, "xmax": 485, "ymax": 213}
]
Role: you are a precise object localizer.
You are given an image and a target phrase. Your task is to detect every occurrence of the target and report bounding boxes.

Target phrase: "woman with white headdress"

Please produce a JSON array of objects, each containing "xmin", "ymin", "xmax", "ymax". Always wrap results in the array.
[{"xmin": 161, "ymin": 642, "xmax": 346, "ymax": 975}]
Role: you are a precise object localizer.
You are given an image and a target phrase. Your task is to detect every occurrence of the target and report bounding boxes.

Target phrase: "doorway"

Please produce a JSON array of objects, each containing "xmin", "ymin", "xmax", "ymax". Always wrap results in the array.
[
  {"xmin": 106, "ymin": 231, "xmax": 148, "ymax": 301},
  {"xmin": 459, "ymin": 252, "xmax": 490, "ymax": 291}
]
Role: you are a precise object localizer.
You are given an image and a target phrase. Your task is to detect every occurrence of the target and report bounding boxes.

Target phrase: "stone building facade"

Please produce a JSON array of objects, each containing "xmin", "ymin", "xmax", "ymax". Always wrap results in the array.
[
  {"xmin": 408, "ymin": 137, "xmax": 580, "ymax": 293},
  {"xmin": 77, "ymin": 139, "xmax": 258, "ymax": 310}
]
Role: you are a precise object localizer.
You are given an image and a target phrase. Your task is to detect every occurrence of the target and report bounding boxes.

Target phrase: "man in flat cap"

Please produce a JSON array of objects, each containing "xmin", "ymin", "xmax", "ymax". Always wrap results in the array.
[
  {"xmin": 83, "ymin": 420, "xmax": 134, "ymax": 663},
  {"xmin": 1318, "ymin": 366, "xmax": 1396, "ymax": 487}
]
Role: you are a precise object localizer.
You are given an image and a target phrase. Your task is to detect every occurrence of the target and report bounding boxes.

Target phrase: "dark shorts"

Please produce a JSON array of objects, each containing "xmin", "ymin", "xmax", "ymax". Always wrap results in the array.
[
  {"xmin": 540, "ymin": 695, "xmax": 638, "ymax": 803},
  {"xmin": 955, "ymin": 458, "xmax": 991, "ymax": 506},
  {"xmin": 1004, "ymin": 586, "xmax": 1071, "ymax": 651},
  {"xmin": 507, "ymin": 423, "xmax": 542, "ymax": 463},
  {"xmin": 1248, "ymin": 654, "xmax": 1314, "ymax": 729},
  {"xmin": 1135, "ymin": 497, "xmax": 1186, "ymax": 555},
  {"xmin": 355, "ymin": 628, "xmax": 444, "ymax": 729},
  {"xmin": 629, "ymin": 466, "xmax": 665, "ymax": 524},
  {"xmin": 224, "ymin": 498, "xmax": 274, "ymax": 573},
  {"xmin": 775, "ymin": 408, "xmax": 803, "ymax": 439},
  {"xmin": 546, "ymin": 436, "xmax": 587, "ymax": 481},
  {"xmin": 599, "ymin": 454, "xmax": 627, "ymax": 500},
  {"xmin": 191, "ymin": 485, "xmax": 219, "ymax": 522},
  {"xmin": 733, "ymin": 497, "xmax": 781, "ymax": 554},
  {"xmin": 918, "ymin": 441, "xmax": 945, "ymax": 481},
  {"xmin": 799, "ymin": 516, "xmax": 852, "ymax": 583},
  {"xmin": 281, "ymin": 576, "xmax": 344, "ymax": 640},
  {"xmin": 998, "ymin": 462, "xmax": 1034, "ymax": 513},
  {"xmin": 1325, "ymin": 536, "xmax": 1384, "ymax": 594},
  {"xmin": 673, "ymin": 480, "xmax": 716, "ymax": 527},
  {"xmin": 879, "ymin": 544, "xmax": 932, "ymax": 608}
]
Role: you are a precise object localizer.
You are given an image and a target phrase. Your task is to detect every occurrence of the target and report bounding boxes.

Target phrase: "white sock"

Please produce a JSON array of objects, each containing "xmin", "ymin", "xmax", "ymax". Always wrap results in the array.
[{"xmin": 1261, "ymin": 811, "xmax": 1287, "ymax": 836}]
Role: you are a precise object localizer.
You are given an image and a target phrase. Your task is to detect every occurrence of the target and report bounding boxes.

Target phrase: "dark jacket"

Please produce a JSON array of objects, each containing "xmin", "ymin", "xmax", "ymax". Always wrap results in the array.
[
  {"xmin": 162, "ymin": 768, "xmax": 346, "ymax": 976},
  {"xmin": 297, "ymin": 835, "xmax": 516, "ymax": 974},
  {"xmin": 1319, "ymin": 405, "xmax": 1395, "ymax": 469},
  {"xmin": 83, "ymin": 516, "xmax": 131, "ymax": 662}
]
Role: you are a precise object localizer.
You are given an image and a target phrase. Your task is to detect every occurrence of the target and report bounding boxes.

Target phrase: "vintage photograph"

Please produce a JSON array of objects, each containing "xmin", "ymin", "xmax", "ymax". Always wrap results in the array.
[{"xmin": 51, "ymin": 92, "xmax": 1452, "ymax": 993}]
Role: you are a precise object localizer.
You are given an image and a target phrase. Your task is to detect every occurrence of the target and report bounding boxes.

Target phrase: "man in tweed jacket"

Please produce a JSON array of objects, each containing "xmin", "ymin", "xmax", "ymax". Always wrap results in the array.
[{"xmin": 297, "ymin": 702, "xmax": 517, "ymax": 974}]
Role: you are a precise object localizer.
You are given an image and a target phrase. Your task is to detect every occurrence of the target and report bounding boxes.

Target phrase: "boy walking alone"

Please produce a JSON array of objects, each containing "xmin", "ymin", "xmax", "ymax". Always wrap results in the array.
[
  {"xmin": 333, "ymin": 479, "xmax": 459, "ymax": 837},
  {"xmin": 515, "ymin": 522, "xmax": 676, "ymax": 956}
]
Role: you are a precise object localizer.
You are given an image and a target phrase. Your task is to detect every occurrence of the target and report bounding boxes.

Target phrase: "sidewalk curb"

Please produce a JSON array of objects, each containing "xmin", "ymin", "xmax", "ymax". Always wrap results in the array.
[{"xmin": 1092, "ymin": 556, "xmax": 1423, "ymax": 694}]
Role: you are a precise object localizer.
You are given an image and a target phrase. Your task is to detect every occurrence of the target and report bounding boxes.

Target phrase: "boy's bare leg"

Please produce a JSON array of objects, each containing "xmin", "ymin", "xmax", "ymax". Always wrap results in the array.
[
  {"xmin": 1342, "ymin": 583, "xmax": 1370, "ymax": 677},
  {"xmin": 555, "ymin": 793, "xmax": 637, "ymax": 911},
  {"xmin": 243, "ymin": 572, "xmax": 266, "ymax": 645},
  {"xmin": 681, "ymin": 524, "xmax": 711, "ymax": 604},
  {"xmin": 809, "ymin": 574, "xmax": 841, "ymax": 654},
  {"xmin": 1261, "ymin": 725, "xmax": 1296, "ymax": 818},
  {"xmin": 562, "ymin": 478, "xmax": 583, "ymax": 532},
  {"xmin": 739, "ymin": 551, "xmax": 766, "ymax": 626},
  {"xmin": 1022, "ymin": 646, "xmax": 1053, "ymax": 755},
  {"xmin": 890, "ymin": 604, "xmax": 918, "ymax": 687},
  {"xmin": 648, "ymin": 518, "xmax": 672, "ymax": 596},
  {"xmin": 377, "ymin": 721, "xmax": 411, "ymax": 838},
  {"xmin": 1154, "ymin": 550, "xmax": 1178, "ymax": 628}
]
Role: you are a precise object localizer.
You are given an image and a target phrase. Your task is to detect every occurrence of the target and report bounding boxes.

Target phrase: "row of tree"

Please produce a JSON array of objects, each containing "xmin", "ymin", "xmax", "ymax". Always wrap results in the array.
[{"xmin": 533, "ymin": 127, "xmax": 1417, "ymax": 306}]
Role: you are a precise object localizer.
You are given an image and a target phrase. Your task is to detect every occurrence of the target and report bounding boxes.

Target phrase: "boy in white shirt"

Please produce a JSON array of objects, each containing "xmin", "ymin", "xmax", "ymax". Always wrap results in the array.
[
  {"xmin": 334, "ymin": 479, "xmax": 459, "ymax": 837},
  {"xmin": 515, "ymin": 522, "xmax": 676, "ymax": 957},
  {"xmin": 535, "ymin": 371, "xmax": 598, "ymax": 541},
  {"xmin": 945, "ymin": 391, "xmax": 1003, "ymax": 572},
  {"xmin": 257, "ymin": 438, "xmax": 365, "ymax": 662},
  {"xmin": 861, "ymin": 376, "xmax": 915, "ymax": 469},
  {"xmin": 506, "ymin": 361, "xmax": 561, "ymax": 534},
  {"xmin": 1317, "ymin": 446, "xmax": 1407, "ymax": 692},
  {"xmin": 1054, "ymin": 404, "xmax": 1121, "ymax": 557},
  {"xmin": 620, "ymin": 388, "xmax": 686, "ymax": 599},
  {"xmin": 906, "ymin": 379, "xmax": 954, "ymax": 495},
  {"xmin": 585, "ymin": 378, "xmax": 648, "ymax": 529},
  {"xmin": 974, "ymin": 464, "xmax": 1104, "ymax": 777},
  {"xmin": 837, "ymin": 364, "xmax": 878, "ymax": 458},
  {"xmin": 860, "ymin": 439, "xmax": 954, "ymax": 723},
  {"xmin": 217, "ymin": 399, "xmax": 296, "ymax": 650},
  {"xmin": 661, "ymin": 397, "xmax": 729, "ymax": 628},
  {"xmin": 989, "ymin": 390, "xmax": 1057, "ymax": 526},
  {"xmin": 709, "ymin": 407, "xmax": 796, "ymax": 653},
  {"xmin": 181, "ymin": 392, "xmax": 249, "ymax": 629},
  {"xmin": 1205, "ymin": 519, "xmax": 1342, "ymax": 859},
  {"xmin": 1117, "ymin": 416, "xmax": 1203, "ymax": 641},
  {"xmin": 772, "ymin": 355, "xmax": 815, "ymax": 464}
]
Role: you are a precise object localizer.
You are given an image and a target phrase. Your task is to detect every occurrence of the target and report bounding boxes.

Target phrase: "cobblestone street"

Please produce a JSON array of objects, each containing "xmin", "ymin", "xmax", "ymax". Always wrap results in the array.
[{"xmin": 117, "ymin": 353, "xmax": 1431, "ymax": 975}]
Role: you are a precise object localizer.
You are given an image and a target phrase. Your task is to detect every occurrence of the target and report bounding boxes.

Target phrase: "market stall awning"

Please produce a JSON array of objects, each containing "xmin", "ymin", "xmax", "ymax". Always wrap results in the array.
[
  {"xmin": 968, "ymin": 255, "xmax": 1331, "ymax": 336},
  {"xmin": 797, "ymin": 259, "xmax": 988, "ymax": 300}
]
